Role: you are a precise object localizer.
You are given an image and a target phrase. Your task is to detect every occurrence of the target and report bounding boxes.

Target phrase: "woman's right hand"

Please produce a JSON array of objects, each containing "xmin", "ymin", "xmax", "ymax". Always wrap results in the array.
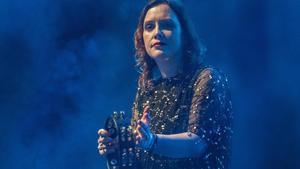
[{"xmin": 97, "ymin": 129, "xmax": 118, "ymax": 156}]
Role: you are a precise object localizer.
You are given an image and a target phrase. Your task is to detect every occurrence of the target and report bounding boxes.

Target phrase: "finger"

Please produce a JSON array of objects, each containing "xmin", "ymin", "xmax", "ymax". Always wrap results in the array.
[
  {"xmin": 141, "ymin": 113, "xmax": 150, "ymax": 125},
  {"xmin": 98, "ymin": 142, "xmax": 118, "ymax": 152},
  {"xmin": 142, "ymin": 108, "xmax": 151, "ymax": 125},
  {"xmin": 99, "ymin": 148, "xmax": 114, "ymax": 156},
  {"xmin": 98, "ymin": 143, "xmax": 106, "ymax": 150},
  {"xmin": 133, "ymin": 129, "xmax": 137, "ymax": 135},
  {"xmin": 133, "ymin": 129, "xmax": 139, "ymax": 138},
  {"xmin": 98, "ymin": 137, "xmax": 113, "ymax": 144},
  {"xmin": 98, "ymin": 142, "xmax": 117, "ymax": 150},
  {"xmin": 136, "ymin": 124, "xmax": 148, "ymax": 139},
  {"xmin": 99, "ymin": 148, "xmax": 106, "ymax": 155},
  {"xmin": 99, "ymin": 146, "xmax": 116, "ymax": 156},
  {"xmin": 139, "ymin": 120, "xmax": 151, "ymax": 133},
  {"xmin": 141, "ymin": 106, "xmax": 149, "ymax": 119},
  {"xmin": 98, "ymin": 143, "xmax": 107, "ymax": 155},
  {"xmin": 143, "ymin": 106, "xmax": 150, "ymax": 114},
  {"xmin": 100, "ymin": 144, "xmax": 118, "ymax": 151},
  {"xmin": 98, "ymin": 129, "xmax": 109, "ymax": 137},
  {"xmin": 100, "ymin": 141, "xmax": 117, "ymax": 149},
  {"xmin": 137, "ymin": 124, "xmax": 148, "ymax": 140},
  {"xmin": 135, "ymin": 125, "xmax": 143, "ymax": 138}
]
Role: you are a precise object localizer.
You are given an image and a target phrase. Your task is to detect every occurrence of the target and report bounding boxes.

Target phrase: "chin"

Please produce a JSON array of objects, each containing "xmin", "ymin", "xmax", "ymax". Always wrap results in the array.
[{"xmin": 149, "ymin": 51, "xmax": 168, "ymax": 59}]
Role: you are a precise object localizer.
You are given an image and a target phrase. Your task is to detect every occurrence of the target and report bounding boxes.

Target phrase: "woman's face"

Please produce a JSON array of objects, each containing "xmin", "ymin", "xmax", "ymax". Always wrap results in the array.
[{"xmin": 143, "ymin": 3, "xmax": 182, "ymax": 61}]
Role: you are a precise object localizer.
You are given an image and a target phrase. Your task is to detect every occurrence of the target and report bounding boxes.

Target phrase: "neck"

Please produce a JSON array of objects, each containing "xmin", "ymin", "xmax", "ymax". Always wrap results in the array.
[{"xmin": 154, "ymin": 56, "xmax": 183, "ymax": 79}]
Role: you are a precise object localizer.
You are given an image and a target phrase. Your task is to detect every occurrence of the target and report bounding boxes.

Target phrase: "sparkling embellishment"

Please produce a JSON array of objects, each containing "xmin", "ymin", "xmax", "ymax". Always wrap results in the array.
[{"xmin": 132, "ymin": 67, "xmax": 233, "ymax": 169}]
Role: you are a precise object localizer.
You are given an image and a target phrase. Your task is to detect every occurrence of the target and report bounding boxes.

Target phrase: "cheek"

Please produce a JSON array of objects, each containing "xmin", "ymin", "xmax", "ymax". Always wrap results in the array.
[
  {"xmin": 143, "ymin": 33, "xmax": 151, "ymax": 48},
  {"xmin": 163, "ymin": 30, "xmax": 173, "ymax": 39},
  {"xmin": 167, "ymin": 31, "xmax": 181, "ymax": 47}
]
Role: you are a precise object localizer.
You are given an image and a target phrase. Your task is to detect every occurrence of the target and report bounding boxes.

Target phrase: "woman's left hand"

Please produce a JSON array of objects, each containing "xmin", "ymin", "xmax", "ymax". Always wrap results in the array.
[{"xmin": 134, "ymin": 106, "xmax": 155, "ymax": 150}]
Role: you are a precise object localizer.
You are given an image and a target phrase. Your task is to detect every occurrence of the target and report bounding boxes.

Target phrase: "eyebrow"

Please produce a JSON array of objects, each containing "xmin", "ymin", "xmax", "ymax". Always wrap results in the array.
[{"xmin": 144, "ymin": 18, "xmax": 175, "ymax": 25}]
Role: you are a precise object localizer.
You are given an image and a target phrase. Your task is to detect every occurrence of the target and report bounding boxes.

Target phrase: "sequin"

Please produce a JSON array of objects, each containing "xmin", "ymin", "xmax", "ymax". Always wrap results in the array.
[{"xmin": 131, "ymin": 66, "xmax": 233, "ymax": 169}]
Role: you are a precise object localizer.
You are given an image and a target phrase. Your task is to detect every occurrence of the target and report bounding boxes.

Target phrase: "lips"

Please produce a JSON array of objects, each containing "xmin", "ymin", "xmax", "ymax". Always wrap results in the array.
[{"xmin": 151, "ymin": 41, "xmax": 166, "ymax": 48}]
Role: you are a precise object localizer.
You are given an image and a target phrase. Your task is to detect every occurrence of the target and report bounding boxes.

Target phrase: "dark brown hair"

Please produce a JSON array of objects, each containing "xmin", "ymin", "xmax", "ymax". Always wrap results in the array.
[{"xmin": 134, "ymin": 0, "xmax": 204, "ymax": 90}]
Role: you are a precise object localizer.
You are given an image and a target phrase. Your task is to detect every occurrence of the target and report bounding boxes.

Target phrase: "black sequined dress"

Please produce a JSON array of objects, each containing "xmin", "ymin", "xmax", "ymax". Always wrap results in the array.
[{"xmin": 131, "ymin": 65, "xmax": 233, "ymax": 169}]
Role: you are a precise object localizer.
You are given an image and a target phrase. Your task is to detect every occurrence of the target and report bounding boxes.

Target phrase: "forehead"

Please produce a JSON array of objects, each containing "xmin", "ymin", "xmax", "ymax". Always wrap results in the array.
[{"xmin": 144, "ymin": 3, "xmax": 178, "ymax": 22}]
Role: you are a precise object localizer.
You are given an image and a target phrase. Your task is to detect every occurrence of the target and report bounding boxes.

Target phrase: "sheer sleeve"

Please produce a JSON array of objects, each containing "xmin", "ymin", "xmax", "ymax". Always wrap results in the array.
[{"xmin": 188, "ymin": 67, "xmax": 233, "ymax": 168}]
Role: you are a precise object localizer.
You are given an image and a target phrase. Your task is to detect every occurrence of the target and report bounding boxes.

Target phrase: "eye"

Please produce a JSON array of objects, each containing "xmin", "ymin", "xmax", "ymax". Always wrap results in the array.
[
  {"xmin": 162, "ymin": 20, "xmax": 175, "ymax": 30},
  {"xmin": 144, "ymin": 22, "xmax": 154, "ymax": 31}
]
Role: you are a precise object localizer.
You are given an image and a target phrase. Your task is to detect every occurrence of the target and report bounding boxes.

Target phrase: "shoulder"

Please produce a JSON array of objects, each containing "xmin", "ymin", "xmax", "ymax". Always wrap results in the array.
[{"xmin": 192, "ymin": 65, "xmax": 229, "ymax": 91}]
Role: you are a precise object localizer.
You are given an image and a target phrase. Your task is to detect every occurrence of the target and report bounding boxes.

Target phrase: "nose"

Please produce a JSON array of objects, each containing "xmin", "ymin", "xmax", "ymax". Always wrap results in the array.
[{"xmin": 154, "ymin": 24, "xmax": 163, "ymax": 39}]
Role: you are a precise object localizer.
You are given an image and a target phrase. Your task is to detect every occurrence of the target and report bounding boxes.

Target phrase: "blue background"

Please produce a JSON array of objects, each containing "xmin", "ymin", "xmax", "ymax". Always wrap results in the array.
[{"xmin": 0, "ymin": 0, "xmax": 299, "ymax": 169}]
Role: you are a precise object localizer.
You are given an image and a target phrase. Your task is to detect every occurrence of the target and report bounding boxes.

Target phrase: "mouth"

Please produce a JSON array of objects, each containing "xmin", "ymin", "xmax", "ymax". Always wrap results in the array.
[{"xmin": 151, "ymin": 42, "xmax": 166, "ymax": 48}]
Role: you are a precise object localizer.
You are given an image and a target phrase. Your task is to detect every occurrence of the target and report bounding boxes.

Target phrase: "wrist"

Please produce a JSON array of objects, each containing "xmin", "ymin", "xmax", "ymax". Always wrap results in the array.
[{"xmin": 147, "ymin": 133, "xmax": 158, "ymax": 153}]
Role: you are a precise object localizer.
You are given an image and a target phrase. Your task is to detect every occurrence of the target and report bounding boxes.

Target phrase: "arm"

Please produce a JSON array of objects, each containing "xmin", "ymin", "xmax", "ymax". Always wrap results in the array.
[
  {"xmin": 135, "ymin": 68, "xmax": 232, "ymax": 163},
  {"xmin": 187, "ymin": 68, "xmax": 233, "ymax": 168},
  {"xmin": 135, "ymin": 104, "xmax": 207, "ymax": 158},
  {"xmin": 136, "ymin": 118, "xmax": 206, "ymax": 158},
  {"xmin": 153, "ymin": 132, "xmax": 206, "ymax": 158}
]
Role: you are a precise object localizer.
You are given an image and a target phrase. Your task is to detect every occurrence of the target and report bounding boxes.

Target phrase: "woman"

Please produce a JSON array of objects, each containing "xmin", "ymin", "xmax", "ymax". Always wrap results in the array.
[{"xmin": 98, "ymin": 0, "xmax": 233, "ymax": 168}]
